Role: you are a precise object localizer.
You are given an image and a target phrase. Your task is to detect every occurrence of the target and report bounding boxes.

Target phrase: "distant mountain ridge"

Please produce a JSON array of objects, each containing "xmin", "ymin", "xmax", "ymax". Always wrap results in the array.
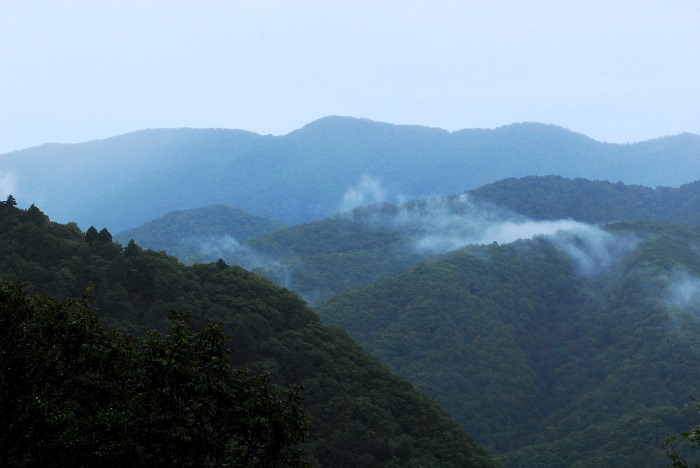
[
  {"xmin": 2, "ymin": 116, "xmax": 699, "ymax": 232},
  {"xmin": 469, "ymin": 175, "xmax": 700, "ymax": 225}
]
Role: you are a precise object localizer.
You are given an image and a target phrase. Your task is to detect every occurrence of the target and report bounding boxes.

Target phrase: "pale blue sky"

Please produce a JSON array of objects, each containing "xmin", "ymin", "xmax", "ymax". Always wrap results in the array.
[{"xmin": 1, "ymin": 0, "xmax": 699, "ymax": 153}]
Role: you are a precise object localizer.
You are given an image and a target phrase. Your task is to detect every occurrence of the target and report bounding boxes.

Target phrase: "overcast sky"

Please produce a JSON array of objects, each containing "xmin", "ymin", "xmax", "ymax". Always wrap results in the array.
[{"xmin": 1, "ymin": 0, "xmax": 699, "ymax": 154}]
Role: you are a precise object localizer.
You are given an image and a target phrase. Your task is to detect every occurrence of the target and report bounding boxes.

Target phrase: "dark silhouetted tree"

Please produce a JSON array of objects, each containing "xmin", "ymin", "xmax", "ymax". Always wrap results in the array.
[
  {"xmin": 97, "ymin": 228, "xmax": 113, "ymax": 243},
  {"xmin": 85, "ymin": 226, "xmax": 98, "ymax": 244}
]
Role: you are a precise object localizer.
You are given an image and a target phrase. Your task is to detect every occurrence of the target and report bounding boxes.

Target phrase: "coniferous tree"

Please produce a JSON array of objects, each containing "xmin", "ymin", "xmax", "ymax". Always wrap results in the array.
[
  {"xmin": 85, "ymin": 226, "xmax": 99, "ymax": 244},
  {"xmin": 97, "ymin": 227, "xmax": 113, "ymax": 243}
]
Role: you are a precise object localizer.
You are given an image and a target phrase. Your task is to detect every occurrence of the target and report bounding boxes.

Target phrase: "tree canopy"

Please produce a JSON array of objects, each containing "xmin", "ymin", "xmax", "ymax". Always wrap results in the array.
[{"xmin": 0, "ymin": 281, "xmax": 309, "ymax": 466}]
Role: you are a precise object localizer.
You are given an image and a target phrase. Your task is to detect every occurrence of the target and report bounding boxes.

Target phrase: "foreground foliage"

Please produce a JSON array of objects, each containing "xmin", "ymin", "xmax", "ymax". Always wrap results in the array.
[
  {"xmin": 663, "ymin": 399, "xmax": 700, "ymax": 468},
  {"xmin": 0, "ymin": 281, "xmax": 309, "ymax": 466}
]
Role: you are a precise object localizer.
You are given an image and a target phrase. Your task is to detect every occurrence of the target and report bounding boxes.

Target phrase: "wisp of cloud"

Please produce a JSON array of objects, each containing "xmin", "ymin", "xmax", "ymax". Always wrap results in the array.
[
  {"xmin": 665, "ymin": 269, "xmax": 700, "ymax": 310},
  {"xmin": 192, "ymin": 235, "xmax": 267, "ymax": 269},
  {"xmin": 346, "ymin": 189, "xmax": 636, "ymax": 276},
  {"xmin": 546, "ymin": 225, "xmax": 638, "ymax": 277},
  {"xmin": 339, "ymin": 175, "xmax": 388, "ymax": 213},
  {"xmin": 0, "ymin": 171, "xmax": 17, "ymax": 198}
]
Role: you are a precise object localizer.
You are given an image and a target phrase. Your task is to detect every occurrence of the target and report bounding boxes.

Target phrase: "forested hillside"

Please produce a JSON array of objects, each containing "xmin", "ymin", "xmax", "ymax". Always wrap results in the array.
[
  {"xmin": 317, "ymin": 222, "xmax": 700, "ymax": 466},
  {"xmin": 115, "ymin": 196, "xmax": 529, "ymax": 305},
  {"xmin": 2, "ymin": 117, "xmax": 699, "ymax": 232},
  {"xmin": 107, "ymin": 177, "xmax": 700, "ymax": 466},
  {"xmin": 0, "ymin": 199, "xmax": 499, "ymax": 467},
  {"xmin": 117, "ymin": 177, "xmax": 700, "ymax": 306},
  {"xmin": 10, "ymin": 168, "xmax": 700, "ymax": 466},
  {"xmin": 469, "ymin": 175, "xmax": 700, "ymax": 224},
  {"xmin": 115, "ymin": 204, "xmax": 285, "ymax": 264},
  {"xmin": 116, "ymin": 203, "xmax": 434, "ymax": 305},
  {"xmin": 0, "ymin": 281, "xmax": 310, "ymax": 466}
]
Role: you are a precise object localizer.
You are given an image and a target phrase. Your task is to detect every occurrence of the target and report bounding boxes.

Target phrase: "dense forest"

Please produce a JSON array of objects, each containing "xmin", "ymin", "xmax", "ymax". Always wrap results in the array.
[
  {"xmin": 317, "ymin": 222, "xmax": 700, "ymax": 466},
  {"xmin": 0, "ymin": 198, "xmax": 499, "ymax": 467},
  {"xmin": 0, "ymin": 280, "xmax": 308, "ymax": 466},
  {"xmin": 117, "ymin": 204, "xmax": 430, "ymax": 305},
  {"xmin": 469, "ymin": 175, "xmax": 700, "ymax": 225},
  {"xmin": 116, "ymin": 177, "xmax": 700, "ymax": 306},
  {"xmin": 111, "ymin": 177, "xmax": 700, "ymax": 466},
  {"xmin": 7, "ymin": 170, "xmax": 700, "ymax": 466}
]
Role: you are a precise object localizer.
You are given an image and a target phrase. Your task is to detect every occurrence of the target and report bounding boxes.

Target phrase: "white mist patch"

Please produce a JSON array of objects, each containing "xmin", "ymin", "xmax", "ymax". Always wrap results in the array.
[
  {"xmin": 388, "ymin": 195, "xmax": 590, "ymax": 253},
  {"xmin": 391, "ymin": 194, "xmax": 522, "ymax": 253},
  {"xmin": 193, "ymin": 235, "xmax": 267, "ymax": 269},
  {"xmin": 356, "ymin": 193, "xmax": 636, "ymax": 276},
  {"xmin": 546, "ymin": 225, "xmax": 638, "ymax": 277},
  {"xmin": 192, "ymin": 235, "xmax": 294, "ymax": 289},
  {"xmin": 662, "ymin": 269, "xmax": 700, "ymax": 331},
  {"xmin": 480, "ymin": 219, "xmax": 583, "ymax": 245},
  {"xmin": 339, "ymin": 175, "xmax": 388, "ymax": 213},
  {"xmin": 0, "ymin": 171, "xmax": 17, "ymax": 197},
  {"xmin": 665, "ymin": 269, "xmax": 700, "ymax": 310}
]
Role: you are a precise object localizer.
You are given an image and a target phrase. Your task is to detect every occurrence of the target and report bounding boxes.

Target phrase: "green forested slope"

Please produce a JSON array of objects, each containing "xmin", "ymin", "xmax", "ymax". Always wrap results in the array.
[
  {"xmin": 114, "ymin": 204, "xmax": 285, "ymax": 264},
  {"xmin": 0, "ymin": 281, "xmax": 309, "ymax": 466},
  {"xmin": 0, "ymin": 200, "xmax": 499, "ymax": 467},
  {"xmin": 116, "ymin": 206, "xmax": 428, "ymax": 305},
  {"xmin": 116, "ymin": 176, "xmax": 700, "ymax": 306},
  {"xmin": 469, "ymin": 175, "xmax": 700, "ymax": 224},
  {"xmin": 317, "ymin": 222, "xmax": 700, "ymax": 466},
  {"xmin": 244, "ymin": 214, "xmax": 426, "ymax": 304}
]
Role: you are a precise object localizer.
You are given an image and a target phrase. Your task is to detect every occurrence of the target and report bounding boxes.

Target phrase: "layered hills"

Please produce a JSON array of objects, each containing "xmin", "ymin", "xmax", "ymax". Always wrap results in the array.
[
  {"xmin": 318, "ymin": 222, "xmax": 700, "ymax": 466},
  {"xmin": 5, "ymin": 116, "xmax": 700, "ymax": 466},
  {"xmin": 113, "ymin": 176, "xmax": 700, "ymax": 466},
  {"xmin": 116, "ymin": 204, "xmax": 285, "ymax": 265},
  {"xmin": 2, "ymin": 117, "xmax": 700, "ymax": 232},
  {"xmin": 116, "ymin": 176, "xmax": 700, "ymax": 305},
  {"xmin": 0, "ymin": 200, "xmax": 499, "ymax": 467}
]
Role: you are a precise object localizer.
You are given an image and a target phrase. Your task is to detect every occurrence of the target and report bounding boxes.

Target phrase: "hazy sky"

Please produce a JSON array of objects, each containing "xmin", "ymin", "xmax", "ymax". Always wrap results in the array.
[{"xmin": 2, "ymin": 0, "xmax": 699, "ymax": 154}]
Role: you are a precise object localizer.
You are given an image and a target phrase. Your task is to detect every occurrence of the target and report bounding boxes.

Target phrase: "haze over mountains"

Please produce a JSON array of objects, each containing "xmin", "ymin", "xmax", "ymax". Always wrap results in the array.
[
  {"xmin": 5, "ymin": 116, "xmax": 700, "ymax": 466},
  {"xmin": 115, "ymin": 176, "xmax": 700, "ymax": 306},
  {"xmin": 112, "ymin": 177, "xmax": 700, "ymax": 466},
  {"xmin": 2, "ymin": 116, "xmax": 700, "ymax": 232}
]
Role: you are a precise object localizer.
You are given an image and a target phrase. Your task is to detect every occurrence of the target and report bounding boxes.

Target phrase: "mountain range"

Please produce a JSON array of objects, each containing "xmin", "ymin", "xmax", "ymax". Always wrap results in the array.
[
  {"xmin": 114, "ymin": 176, "xmax": 700, "ymax": 466},
  {"xmin": 114, "ymin": 176, "xmax": 700, "ymax": 305},
  {"xmin": 4, "ymin": 117, "xmax": 700, "ymax": 466},
  {"xmin": 2, "ymin": 116, "xmax": 700, "ymax": 232}
]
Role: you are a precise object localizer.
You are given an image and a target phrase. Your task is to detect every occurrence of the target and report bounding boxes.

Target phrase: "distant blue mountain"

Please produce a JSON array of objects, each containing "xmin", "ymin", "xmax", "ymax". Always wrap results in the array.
[{"xmin": 1, "ymin": 116, "xmax": 699, "ymax": 231}]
